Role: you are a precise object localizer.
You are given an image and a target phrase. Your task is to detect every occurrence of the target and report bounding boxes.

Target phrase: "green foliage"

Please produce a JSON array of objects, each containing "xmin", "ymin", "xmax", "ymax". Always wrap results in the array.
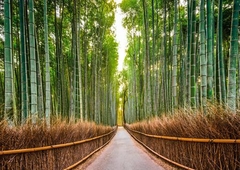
[
  {"xmin": 103, "ymin": 31, "xmax": 118, "ymax": 79},
  {"xmin": 1, "ymin": 0, "xmax": 119, "ymax": 125},
  {"xmin": 120, "ymin": 0, "xmax": 240, "ymax": 123},
  {"xmin": 120, "ymin": 0, "xmax": 143, "ymax": 29}
]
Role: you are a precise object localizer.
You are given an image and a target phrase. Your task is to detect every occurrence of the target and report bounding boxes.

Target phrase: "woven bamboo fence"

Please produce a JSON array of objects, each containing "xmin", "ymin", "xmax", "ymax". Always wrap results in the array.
[
  {"xmin": 0, "ymin": 127, "xmax": 117, "ymax": 170},
  {"xmin": 126, "ymin": 126, "xmax": 240, "ymax": 170}
]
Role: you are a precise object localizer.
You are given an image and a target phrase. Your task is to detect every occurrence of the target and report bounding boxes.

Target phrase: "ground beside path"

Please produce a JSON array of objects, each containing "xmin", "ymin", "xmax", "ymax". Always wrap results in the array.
[{"xmin": 85, "ymin": 127, "xmax": 165, "ymax": 170}]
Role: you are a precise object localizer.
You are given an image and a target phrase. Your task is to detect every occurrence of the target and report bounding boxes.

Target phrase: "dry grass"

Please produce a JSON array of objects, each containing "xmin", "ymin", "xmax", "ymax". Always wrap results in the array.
[
  {"xmin": 0, "ymin": 119, "xmax": 115, "ymax": 169},
  {"xmin": 126, "ymin": 105, "xmax": 240, "ymax": 170}
]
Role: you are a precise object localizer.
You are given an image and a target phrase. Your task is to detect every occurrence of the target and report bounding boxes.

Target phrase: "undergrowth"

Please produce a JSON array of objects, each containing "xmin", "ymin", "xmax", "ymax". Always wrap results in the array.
[
  {"xmin": 0, "ymin": 119, "xmax": 115, "ymax": 169},
  {"xmin": 126, "ymin": 105, "xmax": 240, "ymax": 169}
]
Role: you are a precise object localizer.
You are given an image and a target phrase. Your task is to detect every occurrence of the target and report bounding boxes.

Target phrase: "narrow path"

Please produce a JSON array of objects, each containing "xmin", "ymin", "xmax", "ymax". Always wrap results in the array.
[{"xmin": 86, "ymin": 127, "xmax": 164, "ymax": 170}]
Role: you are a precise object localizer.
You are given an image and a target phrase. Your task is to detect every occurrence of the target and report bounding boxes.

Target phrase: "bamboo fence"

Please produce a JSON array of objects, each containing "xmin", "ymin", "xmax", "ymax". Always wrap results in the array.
[
  {"xmin": 0, "ymin": 127, "xmax": 117, "ymax": 169},
  {"xmin": 126, "ymin": 126, "xmax": 240, "ymax": 170}
]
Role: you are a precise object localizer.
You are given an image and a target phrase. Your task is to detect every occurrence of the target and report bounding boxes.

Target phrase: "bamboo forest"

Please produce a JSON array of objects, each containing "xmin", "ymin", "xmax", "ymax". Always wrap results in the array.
[{"xmin": 0, "ymin": 0, "xmax": 240, "ymax": 169}]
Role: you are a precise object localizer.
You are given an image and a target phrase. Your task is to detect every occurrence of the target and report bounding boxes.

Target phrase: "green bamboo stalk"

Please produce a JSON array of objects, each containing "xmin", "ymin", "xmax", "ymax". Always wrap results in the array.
[
  {"xmin": 163, "ymin": 0, "xmax": 167, "ymax": 112},
  {"xmin": 167, "ymin": 10, "xmax": 172, "ymax": 111},
  {"xmin": 94, "ymin": 42, "xmax": 99, "ymax": 124},
  {"xmin": 76, "ymin": 1, "xmax": 83, "ymax": 121},
  {"xmin": 142, "ymin": 0, "xmax": 151, "ymax": 117},
  {"xmin": 71, "ymin": 0, "xmax": 77, "ymax": 122},
  {"xmin": 179, "ymin": 23, "xmax": 185, "ymax": 108},
  {"xmin": 227, "ymin": 0, "xmax": 239, "ymax": 112},
  {"xmin": 207, "ymin": 0, "xmax": 214, "ymax": 100},
  {"xmin": 212, "ymin": 0, "xmax": 216, "ymax": 100},
  {"xmin": 217, "ymin": 0, "xmax": 226, "ymax": 104},
  {"xmin": 4, "ymin": 0, "xmax": 16, "ymax": 123},
  {"xmin": 28, "ymin": 0, "xmax": 38, "ymax": 123},
  {"xmin": 172, "ymin": 0, "xmax": 178, "ymax": 109},
  {"xmin": 19, "ymin": 0, "xmax": 28, "ymax": 123},
  {"xmin": 186, "ymin": 0, "xmax": 192, "ymax": 106},
  {"xmin": 190, "ymin": 0, "xmax": 197, "ymax": 108},
  {"xmin": 83, "ymin": 18, "xmax": 88, "ymax": 121},
  {"xmin": 35, "ymin": 29, "xmax": 44, "ymax": 118},
  {"xmin": 44, "ymin": 0, "xmax": 51, "ymax": 125},
  {"xmin": 200, "ymin": 0, "xmax": 207, "ymax": 111}
]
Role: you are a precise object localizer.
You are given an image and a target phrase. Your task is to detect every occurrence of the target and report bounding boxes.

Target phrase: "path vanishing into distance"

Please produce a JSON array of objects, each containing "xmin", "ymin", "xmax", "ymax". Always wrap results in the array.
[{"xmin": 86, "ymin": 127, "xmax": 165, "ymax": 170}]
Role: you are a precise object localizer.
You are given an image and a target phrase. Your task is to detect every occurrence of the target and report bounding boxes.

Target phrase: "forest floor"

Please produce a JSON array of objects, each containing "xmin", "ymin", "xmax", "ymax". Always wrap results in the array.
[{"xmin": 75, "ymin": 127, "xmax": 174, "ymax": 170}]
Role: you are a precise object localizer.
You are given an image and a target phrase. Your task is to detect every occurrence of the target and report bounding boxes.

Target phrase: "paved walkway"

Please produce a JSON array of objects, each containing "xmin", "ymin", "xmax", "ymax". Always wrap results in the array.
[{"xmin": 86, "ymin": 127, "xmax": 164, "ymax": 170}]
